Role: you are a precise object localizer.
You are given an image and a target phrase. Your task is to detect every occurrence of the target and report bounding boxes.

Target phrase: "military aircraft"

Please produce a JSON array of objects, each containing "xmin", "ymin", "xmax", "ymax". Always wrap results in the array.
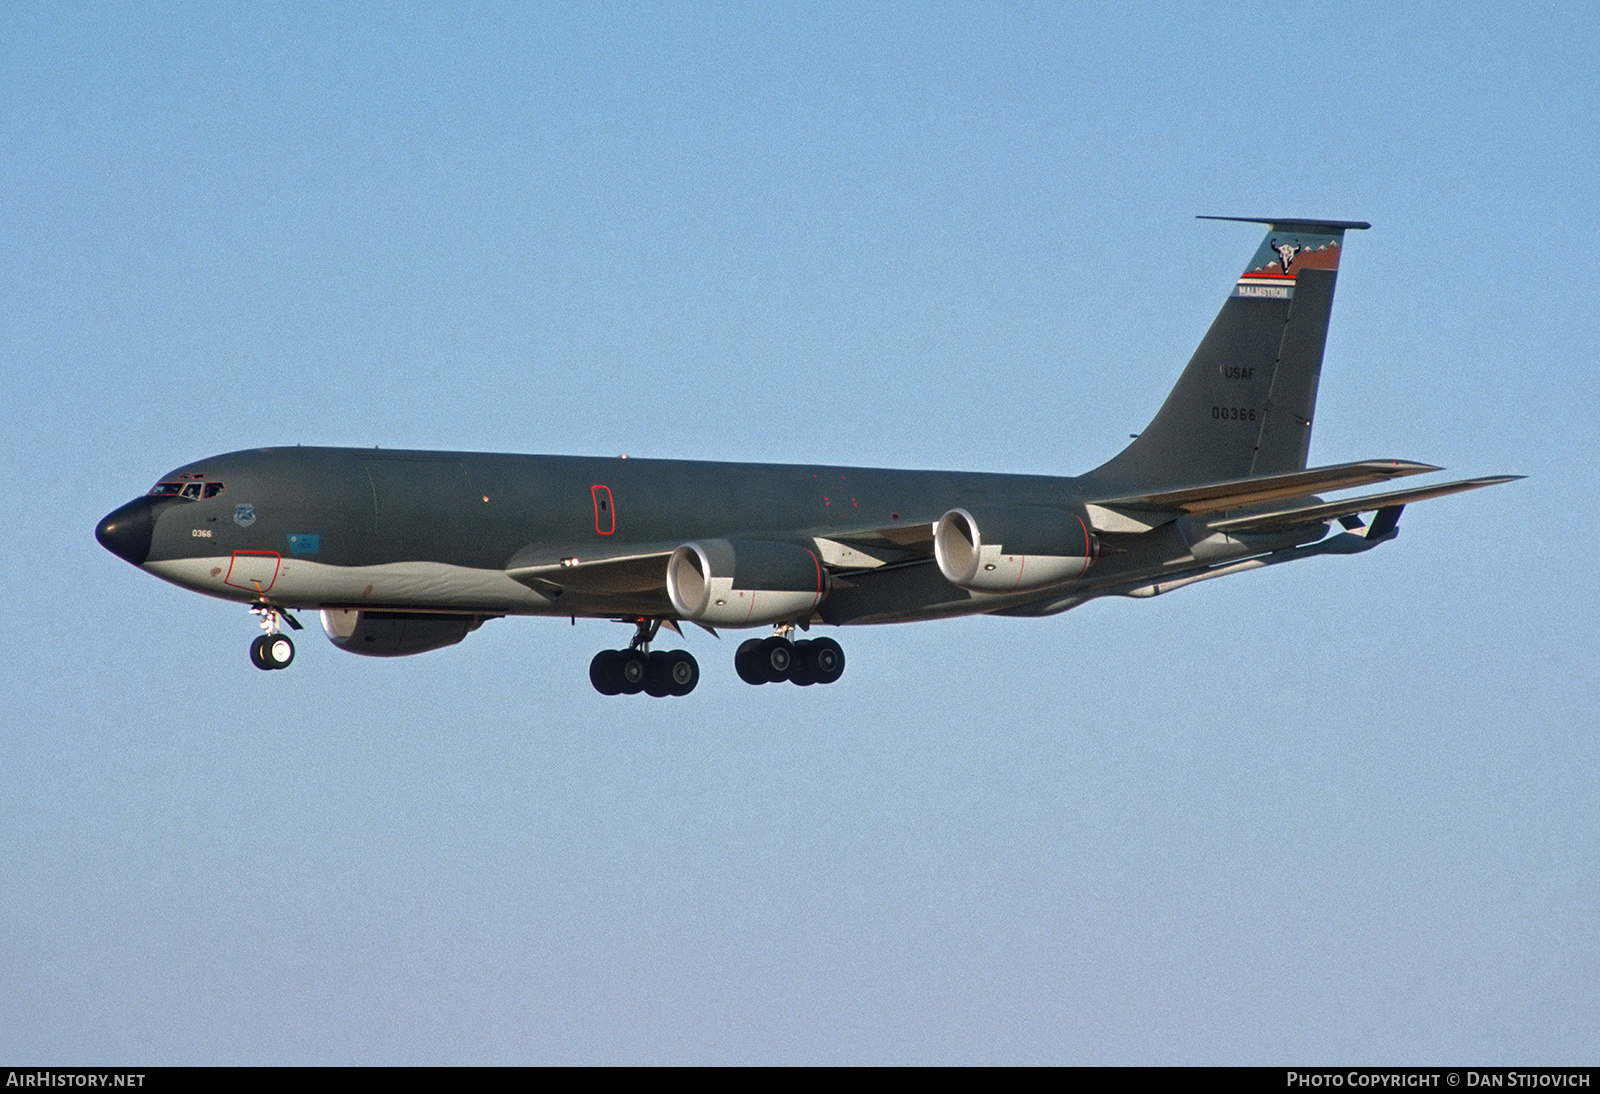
[{"xmin": 96, "ymin": 217, "xmax": 1518, "ymax": 696}]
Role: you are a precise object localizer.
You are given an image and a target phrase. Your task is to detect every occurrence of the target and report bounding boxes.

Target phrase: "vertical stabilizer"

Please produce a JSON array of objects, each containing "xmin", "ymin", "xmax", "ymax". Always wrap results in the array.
[{"xmin": 1086, "ymin": 217, "xmax": 1369, "ymax": 490}]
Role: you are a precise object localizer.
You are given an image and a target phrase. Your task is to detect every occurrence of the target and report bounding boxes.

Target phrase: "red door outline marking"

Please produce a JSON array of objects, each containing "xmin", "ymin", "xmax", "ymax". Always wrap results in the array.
[
  {"xmin": 224, "ymin": 550, "xmax": 282, "ymax": 594},
  {"xmin": 592, "ymin": 485, "xmax": 615, "ymax": 535}
]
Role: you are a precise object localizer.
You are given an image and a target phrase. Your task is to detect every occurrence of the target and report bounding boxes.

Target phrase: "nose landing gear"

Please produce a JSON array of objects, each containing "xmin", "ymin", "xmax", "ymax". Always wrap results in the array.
[
  {"xmin": 590, "ymin": 618, "xmax": 700, "ymax": 697},
  {"xmin": 249, "ymin": 604, "xmax": 302, "ymax": 671},
  {"xmin": 250, "ymin": 633, "xmax": 295, "ymax": 670}
]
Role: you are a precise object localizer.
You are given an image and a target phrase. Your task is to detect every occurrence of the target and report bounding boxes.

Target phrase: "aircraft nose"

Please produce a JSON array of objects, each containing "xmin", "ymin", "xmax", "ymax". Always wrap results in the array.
[{"xmin": 96, "ymin": 496, "xmax": 157, "ymax": 566}]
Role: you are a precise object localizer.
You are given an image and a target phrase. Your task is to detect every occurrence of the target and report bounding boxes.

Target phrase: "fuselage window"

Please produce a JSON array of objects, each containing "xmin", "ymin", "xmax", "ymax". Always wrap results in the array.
[{"xmin": 149, "ymin": 480, "xmax": 226, "ymax": 499}]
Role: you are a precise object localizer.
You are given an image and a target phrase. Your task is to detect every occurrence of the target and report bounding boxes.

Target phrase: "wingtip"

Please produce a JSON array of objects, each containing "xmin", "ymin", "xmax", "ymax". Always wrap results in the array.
[{"xmin": 1362, "ymin": 459, "xmax": 1443, "ymax": 474}]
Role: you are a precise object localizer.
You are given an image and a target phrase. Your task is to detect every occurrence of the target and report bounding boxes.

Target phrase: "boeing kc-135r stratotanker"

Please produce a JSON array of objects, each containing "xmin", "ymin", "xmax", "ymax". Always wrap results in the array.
[{"xmin": 96, "ymin": 218, "xmax": 1519, "ymax": 696}]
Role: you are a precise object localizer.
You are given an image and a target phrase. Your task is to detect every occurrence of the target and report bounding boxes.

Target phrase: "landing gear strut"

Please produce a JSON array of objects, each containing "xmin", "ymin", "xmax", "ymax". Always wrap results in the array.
[
  {"xmin": 590, "ymin": 618, "xmax": 699, "ymax": 697},
  {"xmin": 735, "ymin": 629, "xmax": 845, "ymax": 687},
  {"xmin": 249, "ymin": 603, "xmax": 301, "ymax": 671}
]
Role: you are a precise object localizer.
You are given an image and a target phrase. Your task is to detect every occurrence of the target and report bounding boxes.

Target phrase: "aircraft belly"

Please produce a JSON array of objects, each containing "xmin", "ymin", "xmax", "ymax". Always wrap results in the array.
[
  {"xmin": 820, "ymin": 531, "xmax": 1191, "ymax": 624},
  {"xmin": 820, "ymin": 562, "xmax": 1052, "ymax": 626},
  {"xmin": 144, "ymin": 557, "xmax": 555, "ymax": 613}
]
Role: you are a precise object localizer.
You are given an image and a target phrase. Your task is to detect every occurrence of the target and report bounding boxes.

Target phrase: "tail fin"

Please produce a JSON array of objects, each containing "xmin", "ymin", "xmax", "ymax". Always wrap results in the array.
[{"xmin": 1086, "ymin": 217, "xmax": 1370, "ymax": 490}]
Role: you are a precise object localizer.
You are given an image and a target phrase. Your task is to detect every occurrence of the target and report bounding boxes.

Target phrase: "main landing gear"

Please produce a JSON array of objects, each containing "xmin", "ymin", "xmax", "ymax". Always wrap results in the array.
[
  {"xmin": 590, "ymin": 618, "xmax": 700, "ymax": 697},
  {"xmin": 589, "ymin": 620, "xmax": 847, "ymax": 694},
  {"xmin": 735, "ymin": 631, "xmax": 845, "ymax": 687},
  {"xmin": 248, "ymin": 603, "xmax": 302, "ymax": 671}
]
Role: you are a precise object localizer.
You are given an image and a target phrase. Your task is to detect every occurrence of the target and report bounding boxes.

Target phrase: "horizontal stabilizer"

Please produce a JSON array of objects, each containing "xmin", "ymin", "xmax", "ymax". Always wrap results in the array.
[
  {"xmin": 1197, "ymin": 215, "xmax": 1372, "ymax": 232},
  {"xmin": 1088, "ymin": 459, "xmax": 1440, "ymax": 528},
  {"xmin": 1206, "ymin": 475, "xmax": 1523, "ymax": 535}
]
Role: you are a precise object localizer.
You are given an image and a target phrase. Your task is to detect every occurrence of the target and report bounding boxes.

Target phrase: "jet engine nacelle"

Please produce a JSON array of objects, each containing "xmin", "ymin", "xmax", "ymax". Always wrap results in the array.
[
  {"xmin": 666, "ymin": 538, "xmax": 826, "ymax": 627},
  {"xmin": 321, "ymin": 609, "xmax": 487, "ymax": 657},
  {"xmin": 934, "ymin": 505, "xmax": 1096, "ymax": 594}
]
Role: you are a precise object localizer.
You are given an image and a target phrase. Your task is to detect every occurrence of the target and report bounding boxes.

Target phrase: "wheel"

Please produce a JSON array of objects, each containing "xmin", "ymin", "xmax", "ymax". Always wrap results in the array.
[
  {"xmin": 249, "ymin": 634, "xmax": 272, "ymax": 671},
  {"xmin": 589, "ymin": 649, "xmax": 624, "ymax": 695},
  {"xmin": 758, "ymin": 636, "xmax": 794, "ymax": 683},
  {"xmin": 664, "ymin": 650, "xmax": 699, "ymax": 696},
  {"xmin": 735, "ymin": 638, "xmax": 767, "ymax": 685},
  {"xmin": 262, "ymin": 634, "xmax": 295, "ymax": 669},
  {"xmin": 808, "ymin": 637, "xmax": 845, "ymax": 685},
  {"xmin": 644, "ymin": 650, "xmax": 674, "ymax": 697},
  {"xmin": 617, "ymin": 649, "xmax": 649, "ymax": 695},
  {"xmin": 788, "ymin": 640, "xmax": 817, "ymax": 686}
]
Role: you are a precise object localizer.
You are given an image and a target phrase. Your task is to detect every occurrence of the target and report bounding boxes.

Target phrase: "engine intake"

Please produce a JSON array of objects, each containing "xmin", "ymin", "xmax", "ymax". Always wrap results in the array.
[
  {"xmin": 666, "ymin": 539, "xmax": 826, "ymax": 627},
  {"xmin": 934, "ymin": 505, "xmax": 1096, "ymax": 593}
]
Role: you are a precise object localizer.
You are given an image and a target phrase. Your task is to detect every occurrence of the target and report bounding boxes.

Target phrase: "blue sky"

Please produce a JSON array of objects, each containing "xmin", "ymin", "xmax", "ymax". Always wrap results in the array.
[{"xmin": 3, "ymin": 0, "xmax": 1597, "ymax": 1064}]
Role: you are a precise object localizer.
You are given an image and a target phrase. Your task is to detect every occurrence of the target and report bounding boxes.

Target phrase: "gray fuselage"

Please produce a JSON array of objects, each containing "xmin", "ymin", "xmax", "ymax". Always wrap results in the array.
[{"xmin": 96, "ymin": 445, "xmax": 1206, "ymax": 627}]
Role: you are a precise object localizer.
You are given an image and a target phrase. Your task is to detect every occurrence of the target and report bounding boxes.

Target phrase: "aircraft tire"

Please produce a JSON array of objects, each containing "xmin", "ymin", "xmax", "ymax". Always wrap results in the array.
[
  {"xmin": 644, "ymin": 651, "xmax": 674, "ymax": 697},
  {"xmin": 757, "ymin": 636, "xmax": 794, "ymax": 683},
  {"xmin": 617, "ymin": 649, "xmax": 649, "ymax": 695},
  {"xmin": 249, "ymin": 635, "xmax": 273, "ymax": 671},
  {"xmin": 735, "ymin": 639, "xmax": 767, "ymax": 685},
  {"xmin": 664, "ymin": 650, "xmax": 699, "ymax": 696},
  {"xmin": 263, "ymin": 635, "xmax": 295, "ymax": 669},
  {"xmin": 589, "ymin": 649, "xmax": 624, "ymax": 695},
  {"xmin": 808, "ymin": 637, "xmax": 845, "ymax": 685},
  {"xmin": 788, "ymin": 640, "xmax": 817, "ymax": 686}
]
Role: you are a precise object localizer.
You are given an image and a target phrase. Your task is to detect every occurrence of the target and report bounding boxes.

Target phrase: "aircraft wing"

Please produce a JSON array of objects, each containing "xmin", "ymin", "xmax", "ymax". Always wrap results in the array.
[
  {"xmin": 502, "ymin": 522, "xmax": 936, "ymax": 606},
  {"xmin": 1204, "ymin": 475, "xmax": 1523, "ymax": 535},
  {"xmin": 505, "ymin": 521, "xmax": 939, "ymax": 598},
  {"xmin": 506, "ymin": 544, "xmax": 679, "ymax": 597},
  {"xmin": 1086, "ymin": 459, "xmax": 1440, "ymax": 530},
  {"xmin": 809, "ymin": 521, "xmax": 936, "ymax": 569}
]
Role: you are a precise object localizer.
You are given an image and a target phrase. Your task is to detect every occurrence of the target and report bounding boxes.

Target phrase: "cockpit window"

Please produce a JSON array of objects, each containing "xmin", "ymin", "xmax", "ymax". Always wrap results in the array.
[{"xmin": 148, "ymin": 480, "xmax": 225, "ymax": 499}]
